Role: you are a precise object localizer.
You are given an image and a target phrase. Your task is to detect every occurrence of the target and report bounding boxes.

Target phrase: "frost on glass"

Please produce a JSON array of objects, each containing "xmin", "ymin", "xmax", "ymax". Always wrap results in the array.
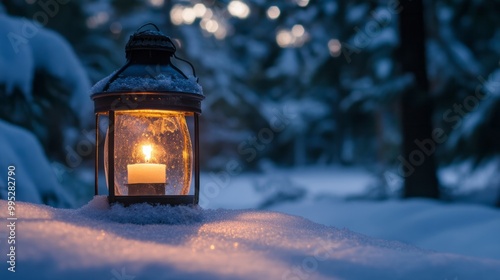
[{"xmin": 104, "ymin": 110, "xmax": 192, "ymax": 196}]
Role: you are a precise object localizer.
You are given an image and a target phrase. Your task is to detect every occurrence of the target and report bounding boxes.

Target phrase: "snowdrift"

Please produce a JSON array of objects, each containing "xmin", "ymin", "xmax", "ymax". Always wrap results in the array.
[{"xmin": 1, "ymin": 197, "xmax": 499, "ymax": 280}]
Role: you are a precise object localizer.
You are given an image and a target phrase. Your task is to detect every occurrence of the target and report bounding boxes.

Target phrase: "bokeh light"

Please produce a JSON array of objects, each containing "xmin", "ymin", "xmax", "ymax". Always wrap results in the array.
[
  {"xmin": 148, "ymin": 0, "xmax": 164, "ymax": 8},
  {"xmin": 228, "ymin": 0, "xmax": 250, "ymax": 19},
  {"xmin": 276, "ymin": 25, "xmax": 308, "ymax": 48},
  {"xmin": 328, "ymin": 39, "xmax": 342, "ymax": 57},
  {"xmin": 267, "ymin": 6, "xmax": 280, "ymax": 20},
  {"xmin": 170, "ymin": 4, "xmax": 184, "ymax": 25},
  {"xmin": 296, "ymin": 0, "xmax": 310, "ymax": 7},
  {"xmin": 193, "ymin": 3, "xmax": 207, "ymax": 17},
  {"xmin": 291, "ymin": 24, "xmax": 305, "ymax": 37},
  {"xmin": 110, "ymin": 22, "xmax": 122, "ymax": 34},
  {"xmin": 182, "ymin": 7, "xmax": 196, "ymax": 24},
  {"xmin": 86, "ymin": 11, "xmax": 109, "ymax": 29}
]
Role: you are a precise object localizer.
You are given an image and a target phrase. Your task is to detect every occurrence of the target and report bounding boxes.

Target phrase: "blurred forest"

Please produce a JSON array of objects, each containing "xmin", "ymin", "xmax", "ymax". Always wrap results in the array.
[{"xmin": 0, "ymin": 0, "xmax": 499, "ymax": 207}]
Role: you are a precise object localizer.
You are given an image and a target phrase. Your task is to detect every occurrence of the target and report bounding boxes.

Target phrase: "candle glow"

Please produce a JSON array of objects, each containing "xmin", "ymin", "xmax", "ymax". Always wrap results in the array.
[{"xmin": 143, "ymin": 145, "xmax": 153, "ymax": 162}]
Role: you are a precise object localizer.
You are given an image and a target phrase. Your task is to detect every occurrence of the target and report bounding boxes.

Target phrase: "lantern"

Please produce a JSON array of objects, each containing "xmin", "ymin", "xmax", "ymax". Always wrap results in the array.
[{"xmin": 90, "ymin": 24, "xmax": 204, "ymax": 206}]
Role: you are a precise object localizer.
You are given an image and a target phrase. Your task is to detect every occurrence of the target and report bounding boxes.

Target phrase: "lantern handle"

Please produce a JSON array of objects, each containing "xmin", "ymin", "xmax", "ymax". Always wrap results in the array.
[
  {"xmin": 135, "ymin": 23, "xmax": 198, "ymax": 81},
  {"xmin": 136, "ymin": 23, "xmax": 160, "ymax": 32},
  {"xmin": 165, "ymin": 37, "xmax": 198, "ymax": 82}
]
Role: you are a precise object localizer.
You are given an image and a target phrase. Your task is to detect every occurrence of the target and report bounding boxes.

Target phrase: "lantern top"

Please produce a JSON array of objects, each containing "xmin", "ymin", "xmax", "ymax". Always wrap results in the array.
[
  {"xmin": 125, "ymin": 29, "xmax": 176, "ymax": 59},
  {"xmin": 90, "ymin": 23, "xmax": 204, "ymax": 113}
]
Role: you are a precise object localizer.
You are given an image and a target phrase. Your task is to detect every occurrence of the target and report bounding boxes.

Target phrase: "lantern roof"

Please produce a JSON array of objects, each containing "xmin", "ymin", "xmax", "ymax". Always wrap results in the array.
[{"xmin": 90, "ymin": 23, "xmax": 204, "ymax": 113}]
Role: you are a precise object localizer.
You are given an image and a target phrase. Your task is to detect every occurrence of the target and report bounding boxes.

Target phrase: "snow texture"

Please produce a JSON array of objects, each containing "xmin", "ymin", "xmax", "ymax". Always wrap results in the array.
[
  {"xmin": 202, "ymin": 166, "xmax": 500, "ymax": 261},
  {"xmin": 78, "ymin": 196, "xmax": 203, "ymax": 224},
  {"xmin": 272, "ymin": 198, "xmax": 500, "ymax": 261},
  {"xmin": 91, "ymin": 72, "xmax": 203, "ymax": 95},
  {"xmin": 89, "ymin": 70, "xmax": 116, "ymax": 94},
  {"xmin": 1, "ymin": 196, "xmax": 500, "ymax": 280}
]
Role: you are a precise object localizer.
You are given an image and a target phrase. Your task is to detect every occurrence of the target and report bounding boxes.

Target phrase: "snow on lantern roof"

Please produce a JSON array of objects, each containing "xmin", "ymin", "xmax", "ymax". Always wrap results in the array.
[{"xmin": 90, "ymin": 69, "xmax": 203, "ymax": 95}]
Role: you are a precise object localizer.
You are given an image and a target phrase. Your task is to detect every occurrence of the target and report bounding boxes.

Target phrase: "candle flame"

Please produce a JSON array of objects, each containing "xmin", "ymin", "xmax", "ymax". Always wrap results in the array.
[{"xmin": 142, "ymin": 145, "xmax": 152, "ymax": 162}]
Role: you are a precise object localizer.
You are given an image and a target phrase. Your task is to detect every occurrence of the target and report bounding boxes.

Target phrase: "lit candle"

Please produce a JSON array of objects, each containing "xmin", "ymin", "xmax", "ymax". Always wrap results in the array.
[{"xmin": 127, "ymin": 145, "xmax": 166, "ymax": 184}]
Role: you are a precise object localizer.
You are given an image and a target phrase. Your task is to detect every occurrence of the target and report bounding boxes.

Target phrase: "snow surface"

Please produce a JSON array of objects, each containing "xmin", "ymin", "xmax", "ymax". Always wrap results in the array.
[
  {"xmin": 199, "ymin": 166, "xmax": 376, "ymax": 209},
  {"xmin": 1, "ymin": 197, "xmax": 500, "ymax": 280},
  {"xmin": 271, "ymin": 198, "xmax": 500, "ymax": 261},
  {"xmin": 200, "ymin": 166, "xmax": 500, "ymax": 262}
]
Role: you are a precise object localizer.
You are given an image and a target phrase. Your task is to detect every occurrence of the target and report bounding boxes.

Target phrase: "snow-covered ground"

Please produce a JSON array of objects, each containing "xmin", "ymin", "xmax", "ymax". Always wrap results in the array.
[
  {"xmin": 271, "ymin": 199, "xmax": 500, "ymax": 261},
  {"xmin": 201, "ymin": 166, "xmax": 500, "ymax": 261},
  {"xmin": 200, "ymin": 165, "xmax": 377, "ymax": 209},
  {"xmin": 1, "ymin": 197, "xmax": 500, "ymax": 280}
]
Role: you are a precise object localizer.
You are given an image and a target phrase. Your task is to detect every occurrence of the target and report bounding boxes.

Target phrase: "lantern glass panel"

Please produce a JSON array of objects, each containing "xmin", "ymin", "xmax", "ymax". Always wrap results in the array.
[{"xmin": 104, "ymin": 110, "xmax": 193, "ymax": 196}]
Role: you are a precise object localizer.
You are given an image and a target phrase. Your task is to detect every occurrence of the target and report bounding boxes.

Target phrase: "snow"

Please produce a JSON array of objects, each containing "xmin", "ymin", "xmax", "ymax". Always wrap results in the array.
[
  {"xmin": 271, "ymin": 198, "xmax": 500, "ymax": 261},
  {"xmin": 1, "ymin": 196, "xmax": 500, "ymax": 280},
  {"xmin": 439, "ymin": 158, "xmax": 500, "ymax": 205},
  {"xmin": 0, "ymin": 120, "xmax": 74, "ymax": 207},
  {"xmin": 439, "ymin": 158, "xmax": 500, "ymax": 193},
  {"xmin": 79, "ymin": 196, "xmax": 203, "ymax": 224},
  {"xmin": 199, "ymin": 166, "xmax": 377, "ymax": 209},
  {"xmin": 91, "ymin": 72, "xmax": 203, "ymax": 95},
  {"xmin": 0, "ymin": 17, "xmax": 33, "ymax": 98},
  {"xmin": 198, "ymin": 166, "xmax": 500, "ymax": 262},
  {"xmin": 0, "ymin": 14, "xmax": 92, "ymax": 124}
]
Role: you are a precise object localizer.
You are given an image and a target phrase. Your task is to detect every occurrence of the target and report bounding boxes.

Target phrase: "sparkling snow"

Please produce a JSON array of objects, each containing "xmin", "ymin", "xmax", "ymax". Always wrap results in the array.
[
  {"xmin": 1, "ymin": 197, "xmax": 500, "ymax": 280},
  {"xmin": 271, "ymin": 198, "xmax": 500, "ymax": 261}
]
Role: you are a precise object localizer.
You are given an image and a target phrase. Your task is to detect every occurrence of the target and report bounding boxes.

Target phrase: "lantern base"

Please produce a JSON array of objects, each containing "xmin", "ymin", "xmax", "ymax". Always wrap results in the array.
[
  {"xmin": 127, "ymin": 183, "xmax": 166, "ymax": 196},
  {"xmin": 108, "ymin": 195, "xmax": 197, "ymax": 206}
]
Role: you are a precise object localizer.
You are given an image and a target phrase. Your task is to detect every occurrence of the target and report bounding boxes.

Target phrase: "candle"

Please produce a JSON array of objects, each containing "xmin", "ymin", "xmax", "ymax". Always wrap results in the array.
[
  {"xmin": 127, "ymin": 145, "xmax": 166, "ymax": 184},
  {"xmin": 127, "ymin": 163, "xmax": 166, "ymax": 184}
]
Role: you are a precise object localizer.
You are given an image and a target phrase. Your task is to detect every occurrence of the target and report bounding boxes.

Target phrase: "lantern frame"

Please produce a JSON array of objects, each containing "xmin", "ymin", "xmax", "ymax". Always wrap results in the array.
[{"xmin": 91, "ymin": 24, "xmax": 204, "ymax": 206}]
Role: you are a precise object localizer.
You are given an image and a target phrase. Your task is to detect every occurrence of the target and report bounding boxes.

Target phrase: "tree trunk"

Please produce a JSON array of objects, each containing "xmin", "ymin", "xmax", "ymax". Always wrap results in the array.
[{"xmin": 398, "ymin": 0, "xmax": 440, "ymax": 198}]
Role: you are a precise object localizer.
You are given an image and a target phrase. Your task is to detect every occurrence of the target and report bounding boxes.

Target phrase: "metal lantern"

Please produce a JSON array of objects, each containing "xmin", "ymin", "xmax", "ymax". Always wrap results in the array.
[{"xmin": 90, "ymin": 24, "xmax": 204, "ymax": 206}]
